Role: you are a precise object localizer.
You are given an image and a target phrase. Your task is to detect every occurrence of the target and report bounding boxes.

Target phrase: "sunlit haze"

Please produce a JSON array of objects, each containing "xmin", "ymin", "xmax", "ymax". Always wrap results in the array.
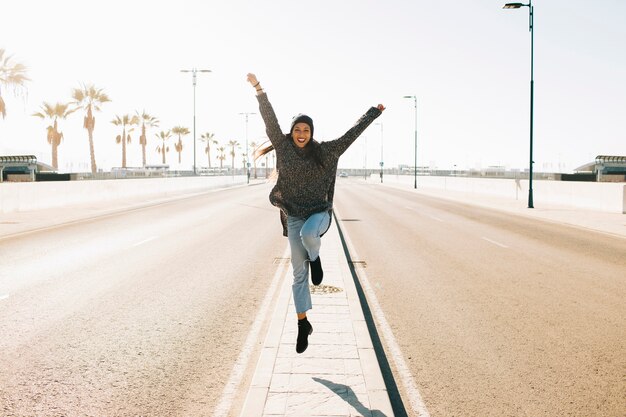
[{"xmin": 1, "ymin": 0, "xmax": 624, "ymax": 173}]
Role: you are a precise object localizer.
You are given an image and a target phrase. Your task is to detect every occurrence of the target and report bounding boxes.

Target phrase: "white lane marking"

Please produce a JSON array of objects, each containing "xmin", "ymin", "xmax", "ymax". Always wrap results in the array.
[
  {"xmin": 0, "ymin": 294, "xmax": 9, "ymax": 301},
  {"xmin": 336, "ymin": 209, "xmax": 431, "ymax": 417},
  {"xmin": 405, "ymin": 206, "xmax": 444, "ymax": 222},
  {"xmin": 212, "ymin": 245, "xmax": 290, "ymax": 417},
  {"xmin": 482, "ymin": 237, "xmax": 509, "ymax": 248},
  {"xmin": 132, "ymin": 236, "xmax": 158, "ymax": 247}
]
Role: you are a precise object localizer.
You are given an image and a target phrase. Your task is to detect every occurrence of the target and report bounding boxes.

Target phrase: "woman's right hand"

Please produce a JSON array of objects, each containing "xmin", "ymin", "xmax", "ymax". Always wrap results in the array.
[{"xmin": 247, "ymin": 73, "xmax": 259, "ymax": 87}]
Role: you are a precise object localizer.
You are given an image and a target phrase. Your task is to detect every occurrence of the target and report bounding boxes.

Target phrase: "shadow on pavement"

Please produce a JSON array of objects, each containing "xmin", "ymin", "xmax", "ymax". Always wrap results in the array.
[{"xmin": 312, "ymin": 377, "xmax": 387, "ymax": 417}]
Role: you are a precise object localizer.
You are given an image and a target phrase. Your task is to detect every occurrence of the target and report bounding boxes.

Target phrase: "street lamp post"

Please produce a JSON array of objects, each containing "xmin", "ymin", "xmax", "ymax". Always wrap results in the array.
[
  {"xmin": 181, "ymin": 68, "xmax": 212, "ymax": 175},
  {"xmin": 403, "ymin": 95, "xmax": 418, "ymax": 189},
  {"xmin": 375, "ymin": 122, "xmax": 384, "ymax": 183},
  {"xmin": 238, "ymin": 112, "xmax": 257, "ymax": 184},
  {"xmin": 503, "ymin": 1, "xmax": 534, "ymax": 208}
]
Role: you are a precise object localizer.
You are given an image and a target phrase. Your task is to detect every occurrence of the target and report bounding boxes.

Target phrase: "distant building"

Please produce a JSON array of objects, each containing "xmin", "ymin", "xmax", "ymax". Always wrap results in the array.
[
  {"xmin": 574, "ymin": 155, "xmax": 626, "ymax": 182},
  {"xmin": 0, "ymin": 155, "xmax": 53, "ymax": 182}
]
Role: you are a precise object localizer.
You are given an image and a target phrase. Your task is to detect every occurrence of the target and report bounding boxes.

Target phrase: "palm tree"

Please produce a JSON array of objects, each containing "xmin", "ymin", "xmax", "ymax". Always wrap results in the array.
[
  {"xmin": 136, "ymin": 111, "xmax": 159, "ymax": 167},
  {"xmin": 71, "ymin": 84, "xmax": 110, "ymax": 173},
  {"xmin": 0, "ymin": 49, "xmax": 30, "ymax": 119},
  {"xmin": 199, "ymin": 132, "xmax": 217, "ymax": 168},
  {"xmin": 155, "ymin": 130, "xmax": 172, "ymax": 164},
  {"xmin": 217, "ymin": 146, "xmax": 226, "ymax": 169},
  {"xmin": 171, "ymin": 126, "xmax": 190, "ymax": 164},
  {"xmin": 111, "ymin": 114, "xmax": 138, "ymax": 168},
  {"xmin": 249, "ymin": 141, "xmax": 258, "ymax": 178},
  {"xmin": 32, "ymin": 102, "xmax": 76, "ymax": 170},
  {"xmin": 227, "ymin": 140, "xmax": 240, "ymax": 172}
]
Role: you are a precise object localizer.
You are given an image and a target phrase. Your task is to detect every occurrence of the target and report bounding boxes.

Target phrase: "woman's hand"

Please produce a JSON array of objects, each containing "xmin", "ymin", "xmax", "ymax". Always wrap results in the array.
[
  {"xmin": 377, "ymin": 104, "xmax": 386, "ymax": 112},
  {"xmin": 247, "ymin": 73, "xmax": 259, "ymax": 87}
]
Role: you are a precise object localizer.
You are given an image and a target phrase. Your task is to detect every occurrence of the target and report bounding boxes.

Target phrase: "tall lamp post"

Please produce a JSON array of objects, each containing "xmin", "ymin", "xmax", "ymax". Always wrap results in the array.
[
  {"xmin": 181, "ymin": 68, "xmax": 212, "ymax": 175},
  {"xmin": 238, "ymin": 112, "xmax": 257, "ymax": 184},
  {"xmin": 403, "ymin": 95, "xmax": 418, "ymax": 189},
  {"xmin": 375, "ymin": 122, "xmax": 384, "ymax": 183},
  {"xmin": 503, "ymin": 1, "xmax": 534, "ymax": 208}
]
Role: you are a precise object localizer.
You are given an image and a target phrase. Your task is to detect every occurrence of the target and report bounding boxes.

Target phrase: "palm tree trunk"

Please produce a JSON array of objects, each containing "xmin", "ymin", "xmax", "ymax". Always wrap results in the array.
[
  {"xmin": 86, "ymin": 106, "xmax": 97, "ymax": 174},
  {"xmin": 52, "ymin": 119, "xmax": 59, "ymax": 170},
  {"xmin": 122, "ymin": 126, "xmax": 127, "ymax": 168},
  {"xmin": 208, "ymin": 147, "xmax": 211, "ymax": 168},
  {"xmin": 52, "ymin": 142, "xmax": 58, "ymax": 170},
  {"xmin": 88, "ymin": 127, "xmax": 97, "ymax": 174},
  {"xmin": 141, "ymin": 124, "xmax": 147, "ymax": 167}
]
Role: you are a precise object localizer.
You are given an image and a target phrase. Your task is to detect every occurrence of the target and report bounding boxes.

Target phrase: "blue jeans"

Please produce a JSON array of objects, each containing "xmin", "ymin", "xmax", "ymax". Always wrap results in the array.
[{"xmin": 287, "ymin": 211, "xmax": 331, "ymax": 314}]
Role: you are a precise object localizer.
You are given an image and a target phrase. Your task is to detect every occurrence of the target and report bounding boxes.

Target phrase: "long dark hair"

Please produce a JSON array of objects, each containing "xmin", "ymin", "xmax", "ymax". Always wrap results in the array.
[{"xmin": 254, "ymin": 136, "xmax": 325, "ymax": 169}]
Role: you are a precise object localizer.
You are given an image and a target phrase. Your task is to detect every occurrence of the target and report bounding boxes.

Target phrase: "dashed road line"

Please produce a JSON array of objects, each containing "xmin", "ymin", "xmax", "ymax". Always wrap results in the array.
[
  {"xmin": 132, "ymin": 236, "xmax": 158, "ymax": 247},
  {"xmin": 482, "ymin": 237, "xmax": 509, "ymax": 248},
  {"xmin": 428, "ymin": 215, "xmax": 444, "ymax": 222},
  {"xmin": 405, "ymin": 206, "xmax": 444, "ymax": 222}
]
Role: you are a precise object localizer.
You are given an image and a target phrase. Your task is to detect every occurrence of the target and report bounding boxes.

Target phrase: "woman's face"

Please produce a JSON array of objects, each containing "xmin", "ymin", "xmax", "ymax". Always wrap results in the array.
[{"xmin": 291, "ymin": 123, "xmax": 312, "ymax": 148}]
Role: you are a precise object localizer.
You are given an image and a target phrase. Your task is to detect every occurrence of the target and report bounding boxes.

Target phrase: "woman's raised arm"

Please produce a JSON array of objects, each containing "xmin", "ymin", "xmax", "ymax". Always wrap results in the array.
[
  {"xmin": 326, "ymin": 104, "xmax": 385, "ymax": 157},
  {"xmin": 248, "ymin": 73, "xmax": 284, "ymax": 146}
]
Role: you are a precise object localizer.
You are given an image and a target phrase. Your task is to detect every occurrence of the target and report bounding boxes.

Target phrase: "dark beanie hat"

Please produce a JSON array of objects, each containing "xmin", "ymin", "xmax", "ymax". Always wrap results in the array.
[{"xmin": 290, "ymin": 114, "xmax": 314, "ymax": 138}]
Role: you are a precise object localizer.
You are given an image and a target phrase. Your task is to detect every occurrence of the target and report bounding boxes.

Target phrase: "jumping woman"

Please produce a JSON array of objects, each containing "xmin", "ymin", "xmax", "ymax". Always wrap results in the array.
[{"xmin": 248, "ymin": 73, "xmax": 385, "ymax": 353}]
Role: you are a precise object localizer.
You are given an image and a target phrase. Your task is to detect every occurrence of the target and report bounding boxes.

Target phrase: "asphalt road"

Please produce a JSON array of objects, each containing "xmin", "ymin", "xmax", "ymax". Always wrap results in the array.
[
  {"xmin": 333, "ymin": 179, "xmax": 626, "ymax": 417},
  {"xmin": 0, "ymin": 184, "xmax": 287, "ymax": 416}
]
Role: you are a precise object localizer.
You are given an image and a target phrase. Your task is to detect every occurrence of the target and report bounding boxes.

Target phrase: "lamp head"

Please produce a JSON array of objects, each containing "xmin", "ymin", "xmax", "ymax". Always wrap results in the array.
[{"xmin": 503, "ymin": 3, "xmax": 525, "ymax": 8}]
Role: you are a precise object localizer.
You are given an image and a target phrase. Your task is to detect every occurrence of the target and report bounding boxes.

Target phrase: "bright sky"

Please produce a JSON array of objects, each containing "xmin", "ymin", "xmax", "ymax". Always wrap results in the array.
[{"xmin": 1, "ymin": 0, "xmax": 624, "ymax": 173}]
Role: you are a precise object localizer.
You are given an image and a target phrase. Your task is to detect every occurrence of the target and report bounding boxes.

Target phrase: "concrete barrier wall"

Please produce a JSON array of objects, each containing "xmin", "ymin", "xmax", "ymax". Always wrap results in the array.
[
  {"xmin": 381, "ymin": 174, "xmax": 626, "ymax": 214},
  {"xmin": 0, "ymin": 176, "xmax": 247, "ymax": 214},
  {"xmin": 2, "ymin": 174, "xmax": 624, "ymax": 215}
]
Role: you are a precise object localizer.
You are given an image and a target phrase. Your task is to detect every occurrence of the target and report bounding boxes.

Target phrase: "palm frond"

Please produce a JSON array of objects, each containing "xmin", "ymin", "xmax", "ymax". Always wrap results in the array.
[
  {"xmin": 172, "ymin": 126, "xmax": 190, "ymax": 136},
  {"xmin": 0, "ymin": 50, "xmax": 30, "ymax": 88},
  {"xmin": 71, "ymin": 88, "xmax": 86, "ymax": 103}
]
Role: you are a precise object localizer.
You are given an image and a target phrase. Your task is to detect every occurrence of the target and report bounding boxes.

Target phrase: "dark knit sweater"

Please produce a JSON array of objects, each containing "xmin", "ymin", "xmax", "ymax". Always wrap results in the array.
[{"xmin": 256, "ymin": 92, "xmax": 382, "ymax": 236}]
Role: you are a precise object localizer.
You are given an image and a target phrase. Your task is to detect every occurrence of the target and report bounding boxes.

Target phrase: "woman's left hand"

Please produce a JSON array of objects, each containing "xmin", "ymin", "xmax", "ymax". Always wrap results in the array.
[{"xmin": 377, "ymin": 104, "xmax": 386, "ymax": 112}]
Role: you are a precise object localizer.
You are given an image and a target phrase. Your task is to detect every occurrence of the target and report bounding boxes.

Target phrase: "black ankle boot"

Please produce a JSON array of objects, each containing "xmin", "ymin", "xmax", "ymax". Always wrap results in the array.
[
  {"xmin": 310, "ymin": 256, "xmax": 323, "ymax": 286},
  {"xmin": 296, "ymin": 318, "xmax": 313, "ymax": 354}
]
